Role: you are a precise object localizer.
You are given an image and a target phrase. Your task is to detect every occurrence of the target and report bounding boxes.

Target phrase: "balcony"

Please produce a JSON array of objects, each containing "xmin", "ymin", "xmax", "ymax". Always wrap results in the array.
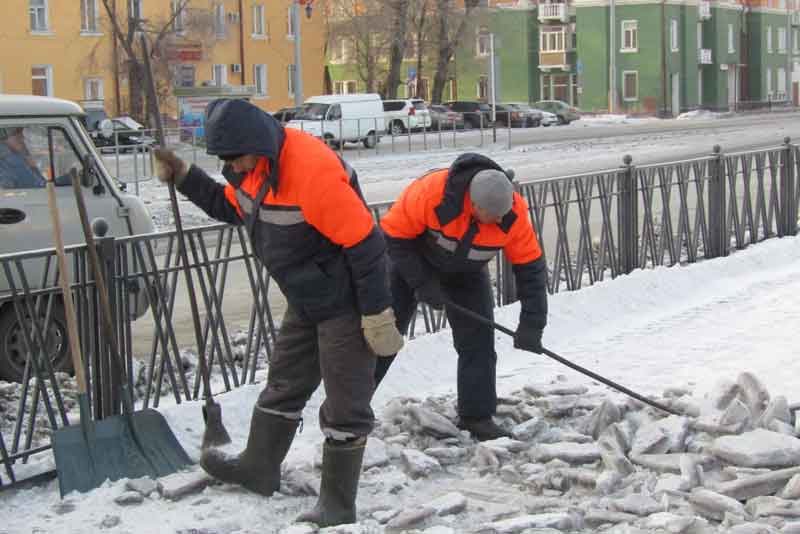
[
  {"xmin": 538, "ymin": 3, "xmax": 568, "ymax": 23},
  {"xmin": 538, "ymin": 51, "xmax": 573, "ymax": 71},
  {"xmin": 698, "ymin": 48, "xmax": 712, "ymax": 64},
  {"xmin": 699, "ymin": 1, "xmax": 711, "ymax": 20}
]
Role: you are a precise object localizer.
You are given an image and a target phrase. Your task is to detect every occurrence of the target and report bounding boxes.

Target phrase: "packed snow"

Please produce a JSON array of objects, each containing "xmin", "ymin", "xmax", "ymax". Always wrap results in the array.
[{"xmin": 2, "ymin": 227, "xmax": 800, "ymax": 533}]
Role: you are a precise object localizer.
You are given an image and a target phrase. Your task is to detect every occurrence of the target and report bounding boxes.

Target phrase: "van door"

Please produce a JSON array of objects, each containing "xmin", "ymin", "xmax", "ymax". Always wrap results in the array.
[
  {"xmin": 0, "ymin": 120, "xmax": 127, "ymax": 257},
  {"xmin": 326, "ymin": 104, "xmax": 344, "ymax": 142}
]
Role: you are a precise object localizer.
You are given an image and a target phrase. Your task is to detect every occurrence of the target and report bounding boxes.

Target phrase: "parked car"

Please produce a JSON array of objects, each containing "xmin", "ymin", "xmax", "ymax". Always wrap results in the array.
[
  {"xmin": 286, "ymin": 93, "xmax": 384, "ymax": 149},
  {"xmin": 443, "ymin": 101, "xmax": 493, "ymax": 129},
  {"xmin": 94, "ymin": 116, "xmax": 156, "ymax": 153},
  {"xmin": 493, "ymin": 104, "xmax": 527, "ymax": 128},
  {"xmin": 533, "ymin": 100, "xmax": 581, "ymax": 125},
  {"xmin": 537, "ymin": 110, "xmax": 559, "ymax": 127},
  {"xmin": 273, "ymin": 106, "xmax": 302, "ymax": 124},
  {"xmin": 0, "ymin": 95, "xmax": 156, "ymax": 382},
  {"xmin": 428, "ymin": 104, "xmax": 465, "ymax": 130},
  {"xmin": 504, "ymin": 103, "xmax": 543, "ymax": 127},
  {"xmin": 382, "ymin": 99, "xmax": 432, "ymax": 135}
]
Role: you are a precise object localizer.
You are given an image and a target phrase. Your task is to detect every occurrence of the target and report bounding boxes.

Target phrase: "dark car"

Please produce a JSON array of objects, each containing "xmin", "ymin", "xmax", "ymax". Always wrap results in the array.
[
  {"xmin": 92, "ymin": 117, "xmax": 155, "ymax": 153},
  {"xmin": 443, "ymin": 101, "xmax": 493, "ymax": 129},
  {"xmin": 533, "ymin": 100, "xmax": 581, "ymax": 125},
  {"xmin": 428, "ymin": 104, "xmax": 465, "ymax": 130},
  {"xmin": 273, "ymin": 106, "xmax": 303, "ymax": 124},
  {"xmin": 493, "ymin": 104, "xmax": 527, "ymax": 128},
  {"xmin": 504, "ymin": 103, "xmax": 543, "ymax": 127}
]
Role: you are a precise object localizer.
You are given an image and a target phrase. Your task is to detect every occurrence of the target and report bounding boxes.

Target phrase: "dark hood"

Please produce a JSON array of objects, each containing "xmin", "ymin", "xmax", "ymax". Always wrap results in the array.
[
  {"xmin": 205, "ymin": 98, "xmax": 285, "ymax": 158},
  {"xmin": 205, "ymin": 98, "xmax": 286, "ymax": 195},
  {"xmin": 434, "ymin": 153, "xmax": 512, "ymax": 226}
]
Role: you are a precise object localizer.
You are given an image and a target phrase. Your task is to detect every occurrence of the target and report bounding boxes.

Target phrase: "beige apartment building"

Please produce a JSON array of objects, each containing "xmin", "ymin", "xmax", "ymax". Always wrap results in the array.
[{"xmin": 0, "ymin": 0, "xmax": 326, "ymax": 120}]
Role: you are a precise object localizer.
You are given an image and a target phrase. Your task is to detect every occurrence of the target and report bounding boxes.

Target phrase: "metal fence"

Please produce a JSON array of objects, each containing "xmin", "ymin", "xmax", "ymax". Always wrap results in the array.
[{"xmin": 1, "ymin": 139, "xmax": 797, "ymax": 489}]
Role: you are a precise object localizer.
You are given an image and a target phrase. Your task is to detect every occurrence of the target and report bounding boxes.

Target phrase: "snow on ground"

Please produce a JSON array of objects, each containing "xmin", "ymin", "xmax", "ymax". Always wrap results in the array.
[{"xmin": 2, "ymin": 229, "xmax": 800, "ymax": 533}]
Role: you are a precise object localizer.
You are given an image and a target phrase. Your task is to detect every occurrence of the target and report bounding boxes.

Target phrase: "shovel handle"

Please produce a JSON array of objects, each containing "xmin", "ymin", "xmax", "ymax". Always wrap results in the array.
[
  {"xmin": 45, "ymin": 177, "xmax": 88, "ymax": 395},
  {"xmin": 441, "ymin": 298, "xmax": 680, "ymax": 416}
]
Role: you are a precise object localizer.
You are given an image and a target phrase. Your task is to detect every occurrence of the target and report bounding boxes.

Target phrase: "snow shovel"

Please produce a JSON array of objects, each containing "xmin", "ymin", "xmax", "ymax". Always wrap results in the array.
[
  {"xmin": 47, "ymin": 172, "xmax": 171, "ymax": 497},
  {"xmin": 441, "ymin": 298, "xmax": 680, "ymax": 416},
  {"xmin": 69, "ymin": 171, "xmax": 191, "ymax": 484},
  {"xmin": 139, "ymin": 32, "xmax": 230, "ymax": 449}
]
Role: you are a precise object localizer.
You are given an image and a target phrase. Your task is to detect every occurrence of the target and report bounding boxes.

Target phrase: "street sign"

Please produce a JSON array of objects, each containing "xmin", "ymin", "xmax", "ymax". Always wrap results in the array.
[
  {"xmin": 407, "ymin": 66, "xmax": 417, "ymax": 82},
  {"xmin": 576, "ymin": 59, "xmax": 583, "ymax": 74}
]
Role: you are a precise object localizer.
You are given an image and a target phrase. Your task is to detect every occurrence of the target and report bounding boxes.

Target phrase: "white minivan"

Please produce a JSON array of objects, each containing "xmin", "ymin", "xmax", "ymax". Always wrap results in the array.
[
  {"xmin": 285, "ymin": 93, "xmax": 385, "ymax": 149},
  {"xmin": 0, "ymin": 95, "xmax": 155, "ymax": 381}
]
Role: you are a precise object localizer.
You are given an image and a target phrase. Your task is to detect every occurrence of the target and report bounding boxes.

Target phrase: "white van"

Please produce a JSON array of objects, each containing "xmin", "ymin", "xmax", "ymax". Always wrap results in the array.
[
  {"xmin": 0, "ymin": 95, "xmax": 155, "ymax": 381},
  {"xmin": 285, "ymin": 93, "xmax": 385, "ymax": 149}
]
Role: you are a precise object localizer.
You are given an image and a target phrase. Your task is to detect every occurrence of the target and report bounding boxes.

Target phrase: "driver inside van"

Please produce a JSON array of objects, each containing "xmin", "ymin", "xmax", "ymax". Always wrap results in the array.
[{"xmin": 0, "ymin": 127, "xmax": 47, "ymax": 189}]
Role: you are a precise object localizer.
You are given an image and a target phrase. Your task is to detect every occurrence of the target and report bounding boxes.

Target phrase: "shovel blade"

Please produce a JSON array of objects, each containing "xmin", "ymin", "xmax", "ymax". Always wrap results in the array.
[{"xmin": 52, "ymin": 409, "xmax": 192, "ymax": 496}]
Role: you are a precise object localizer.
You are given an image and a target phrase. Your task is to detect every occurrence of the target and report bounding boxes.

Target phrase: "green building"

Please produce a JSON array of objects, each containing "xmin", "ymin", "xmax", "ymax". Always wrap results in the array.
[{"xmin": 326, "ymin": 0, "xmax": 800, "ymax": 114}]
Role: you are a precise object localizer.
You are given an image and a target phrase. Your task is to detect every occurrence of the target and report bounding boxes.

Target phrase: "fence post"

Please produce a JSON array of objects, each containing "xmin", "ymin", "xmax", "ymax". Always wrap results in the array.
[
  {"xmin": 782, "ymin": 136, "xmax": 797, "ymax": 236},
  {"xmin": 617, "ymin": 154, "xmax": 638, "ymax": 275},
  {"xmin": 707, "ymin": 144, "xmax": 727, "ymax": 258},
  {"xmin": 93, "ymin": 222, "xmax": 120, "ymax": 418}
]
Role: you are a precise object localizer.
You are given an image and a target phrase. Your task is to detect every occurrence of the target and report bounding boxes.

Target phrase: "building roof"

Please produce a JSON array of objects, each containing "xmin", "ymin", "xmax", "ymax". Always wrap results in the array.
[{"xmin": 0, "ymin": 95, "xmax": 85, "ymax": 117}]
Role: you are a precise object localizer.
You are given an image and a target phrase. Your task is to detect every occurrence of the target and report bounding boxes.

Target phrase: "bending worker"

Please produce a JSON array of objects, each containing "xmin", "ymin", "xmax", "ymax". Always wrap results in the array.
[
  {"xmin": 375, "ymin": 153, "xmax": 548, "ymax": 441},
  {"xmin": 154, "ymin": 98, "xmax": 403, "ymax": 528}
]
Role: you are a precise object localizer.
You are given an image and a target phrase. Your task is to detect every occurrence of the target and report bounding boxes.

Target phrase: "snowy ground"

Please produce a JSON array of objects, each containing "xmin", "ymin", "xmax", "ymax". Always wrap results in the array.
[{"xmin": 2, "ymin": 229, "xmax": 800, "ymax": 533}]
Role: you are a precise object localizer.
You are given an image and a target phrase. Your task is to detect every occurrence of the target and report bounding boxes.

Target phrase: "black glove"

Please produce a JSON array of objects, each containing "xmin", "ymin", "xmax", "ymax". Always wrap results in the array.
[
  {"xmin": 414, "ymin": 278, "xmax": 445, "ymax": 310},
  {"xmin": 514, "ymin": 323, "xmax": 543, "ymax": 353}
]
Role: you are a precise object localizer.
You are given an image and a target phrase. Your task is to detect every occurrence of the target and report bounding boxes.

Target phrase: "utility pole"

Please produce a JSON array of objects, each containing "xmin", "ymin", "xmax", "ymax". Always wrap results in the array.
[
  {"xmin": 292, "ymin": 1, "xmax": 304, "ymax": 106},
  {"xmin": 609, "ymin": 0, "xmax": 616, "ymax": 113},
  {"xmin": 489, "ymin": 32, "xmax": 497, "ymax": 142}
]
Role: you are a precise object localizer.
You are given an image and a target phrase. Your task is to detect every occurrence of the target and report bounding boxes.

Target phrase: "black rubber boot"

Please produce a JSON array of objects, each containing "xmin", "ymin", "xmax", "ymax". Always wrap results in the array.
[
  {"xmin": 200, "ymin": 407, "xmax": 298, "ymax": 496},
  {"xmin": 296, "ymin": 437, "xmax": 366, "ymax": 527},
  {"xmin": 457, "ymin": 416, "xmax": 512, "ymax": 441}
]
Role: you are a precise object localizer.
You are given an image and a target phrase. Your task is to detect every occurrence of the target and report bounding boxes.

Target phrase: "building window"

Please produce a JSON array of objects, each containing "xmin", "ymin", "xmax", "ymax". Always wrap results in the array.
[
  {"xmin": 29, "ymin": 0, "xmax": 49, "ymax": 32},
  {"xmin": 778, "ymin": 27, "xmax": 786, "ymax": 54},
  {"xmin": 670, "ymin": 19, "xmax": 679, "ymax": 52},
  {"xmin": 794, "ymin": 29, "xmax": 799, "ymax": 54},
  {"xmin": 728, "ymin": 24, "xmax": 735, "ymax": 53},
  {"xmin": 334, "ymin": 80, "xmax": 358, "ymax": 95},
  {"xmin": 84, "ymin": 77, "xmax": 104, "ymax": 100},
  {"xmin": 476, "ymin": 26, "xmax": 490, "ymax": 57},
  {"xmin": 767, "ymin": 26, "xmax": 773, "ymax": 53},
  {"xmin": 570, "ymin": 23, "xmax": 577, "ymax": 50},
  {"xmin": 621, "ymin": 20, "xmax": 638, "ymax": 52},
  {"xmin": 623, "ymin": 70, "xmax": 638, "ymax": 101},
  {"xmin": 214, "ymin": 4, "xmax": 226, "ymax": 38},
  {"xmin": 777, "ymin": 68, "xmax": 786, "ymax": 98},
  {"xmin": 129, "ymin": 0, "xmax": 142, "ymax": 21},
  {"xmin": 212, "ymin": 64, "xmax": 227, "ymax": 86},
  {"xmin": 477, "ymin": 76, "xmax": 489, "ymax": 100},
  {"xmin": 448, "ymin": 78, "xmax": 457, "ymax": 101},
  {"xmin": 171, "ymin": 0, "xmax": 185, "ymax": 34},
  {"xmin": 698, "ymin": 69, "xmax": 703, "ymax": 104},
  {"xmin": 540, "ymin": 30, "xmax": 566, "ymax": 52},
  {"xmin": 697, "ymin": 22, "xmax": 703, "ymax": 50},
  {"xmin": 31, "ymin": 65, "xmax": 52, "ymax": 96},
  {"xmin": 766, "ymin": 67, "xmax": 772, "ymax": 98},
  {"xmin": 81, "ymin": 0, "xmax": 98, "ymax": 33},
  {"xmin": 287, "ymin": 7, "xmax": 296, "ymax": 38},
  {"xmin": 254, "ymin": 64, "xmax": 267, "ymax": 97},
  {"xmin": 288, "ymin": 64, "xmax": 296, "ymax": 96},
  {"xmin": 252, "ymin": 5, "xmax": 265, "ymax": 37}
]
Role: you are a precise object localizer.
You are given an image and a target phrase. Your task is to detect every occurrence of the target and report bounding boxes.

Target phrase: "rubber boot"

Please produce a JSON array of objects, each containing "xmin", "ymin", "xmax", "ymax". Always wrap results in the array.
[
  {"xmin": 200, "ymin": 407, "xmax": 298, "ymax": 496},
  {"xmin": 457, "ymin": 416, "xmax": 512, "ymax": 441},
  {"xmin": 296, "ymin": 437, "xmax": 366, "ymax": 527}
]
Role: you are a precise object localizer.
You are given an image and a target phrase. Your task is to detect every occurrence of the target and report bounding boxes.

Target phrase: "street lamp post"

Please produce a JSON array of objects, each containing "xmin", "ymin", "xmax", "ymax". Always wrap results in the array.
[{"xmin": 292, "ymin": 1, "xmax": 304, "ymax": 106}]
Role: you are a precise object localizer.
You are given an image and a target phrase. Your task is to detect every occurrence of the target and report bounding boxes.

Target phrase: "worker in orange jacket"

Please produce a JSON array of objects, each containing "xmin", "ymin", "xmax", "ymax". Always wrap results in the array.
[
  {"xmin": 154, "ymin": 99, "xmax": 403, "ymax": 527},
  {"xmin": 376, "ymin": 153, "xmax": 548, "ymax": 441}
]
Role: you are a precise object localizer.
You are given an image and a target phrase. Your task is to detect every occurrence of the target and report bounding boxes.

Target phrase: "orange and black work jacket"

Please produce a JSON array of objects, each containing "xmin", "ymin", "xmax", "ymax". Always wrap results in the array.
[
  {"xmin": 178, "ymin": 100, "xmax": 391, "ymax": 323},
  {"xmin": 381, "ymin": 153, "xmax": 548, "ymax": 329}
]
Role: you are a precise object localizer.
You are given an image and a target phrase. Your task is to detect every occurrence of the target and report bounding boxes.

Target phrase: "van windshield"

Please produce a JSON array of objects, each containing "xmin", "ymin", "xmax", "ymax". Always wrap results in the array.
[{"xmin": 296, "ymin": 103, "xmax": 330, "ymax": 120}]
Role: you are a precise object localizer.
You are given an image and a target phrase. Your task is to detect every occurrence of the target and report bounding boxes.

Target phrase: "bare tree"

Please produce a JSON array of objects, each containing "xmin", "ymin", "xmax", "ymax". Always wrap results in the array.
[
  {"xmin": 431, "ymin": 0, "xmax": 480, "ymax": 104},
  {"xmin": 326, "ymin": 0, "xmax": 391, "ymax": 93},
  {"xmin": 98, "ymin": 0, "xmax": 199, "ymax": 123},
  {"xmin": 382, "ymin": 0, "xmax": 410, "ymax": 99},
  {"xmin": 408, "ymin": 0, "xmax": 432, "ymax": 98}
]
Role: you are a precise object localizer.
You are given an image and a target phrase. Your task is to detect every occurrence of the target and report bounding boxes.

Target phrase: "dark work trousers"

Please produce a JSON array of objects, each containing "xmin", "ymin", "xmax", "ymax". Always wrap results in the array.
[
  {"xmin": 375, "ymin": 265, "xmax": 497, "ymax": 419},
  {"xmin": 256, "ymin": 306, "xmax": 377, "ymax": 439}
]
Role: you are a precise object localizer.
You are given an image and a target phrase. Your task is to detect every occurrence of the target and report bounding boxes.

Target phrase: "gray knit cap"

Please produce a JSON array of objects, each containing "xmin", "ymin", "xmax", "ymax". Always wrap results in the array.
[{"xmin": 469, "ymin": 169, "xmax": 513, "ymax": 218}]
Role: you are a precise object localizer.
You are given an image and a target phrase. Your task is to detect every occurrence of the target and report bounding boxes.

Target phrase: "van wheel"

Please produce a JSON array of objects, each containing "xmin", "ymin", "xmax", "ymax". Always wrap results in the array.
[
  {"xmin": 389, "ymin": 121, "xmax": 406, "ymax": 136},
  {"xmin": 363, "ymin": 132, "xmax": 378, "ymax": 149},
  {"xmin": 323, "ymin": 135, "xmax": 340, "ymax": 149},
  {"xmin": 0, "ymin": 301, "xmax": 73, "ymax": 383}
]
